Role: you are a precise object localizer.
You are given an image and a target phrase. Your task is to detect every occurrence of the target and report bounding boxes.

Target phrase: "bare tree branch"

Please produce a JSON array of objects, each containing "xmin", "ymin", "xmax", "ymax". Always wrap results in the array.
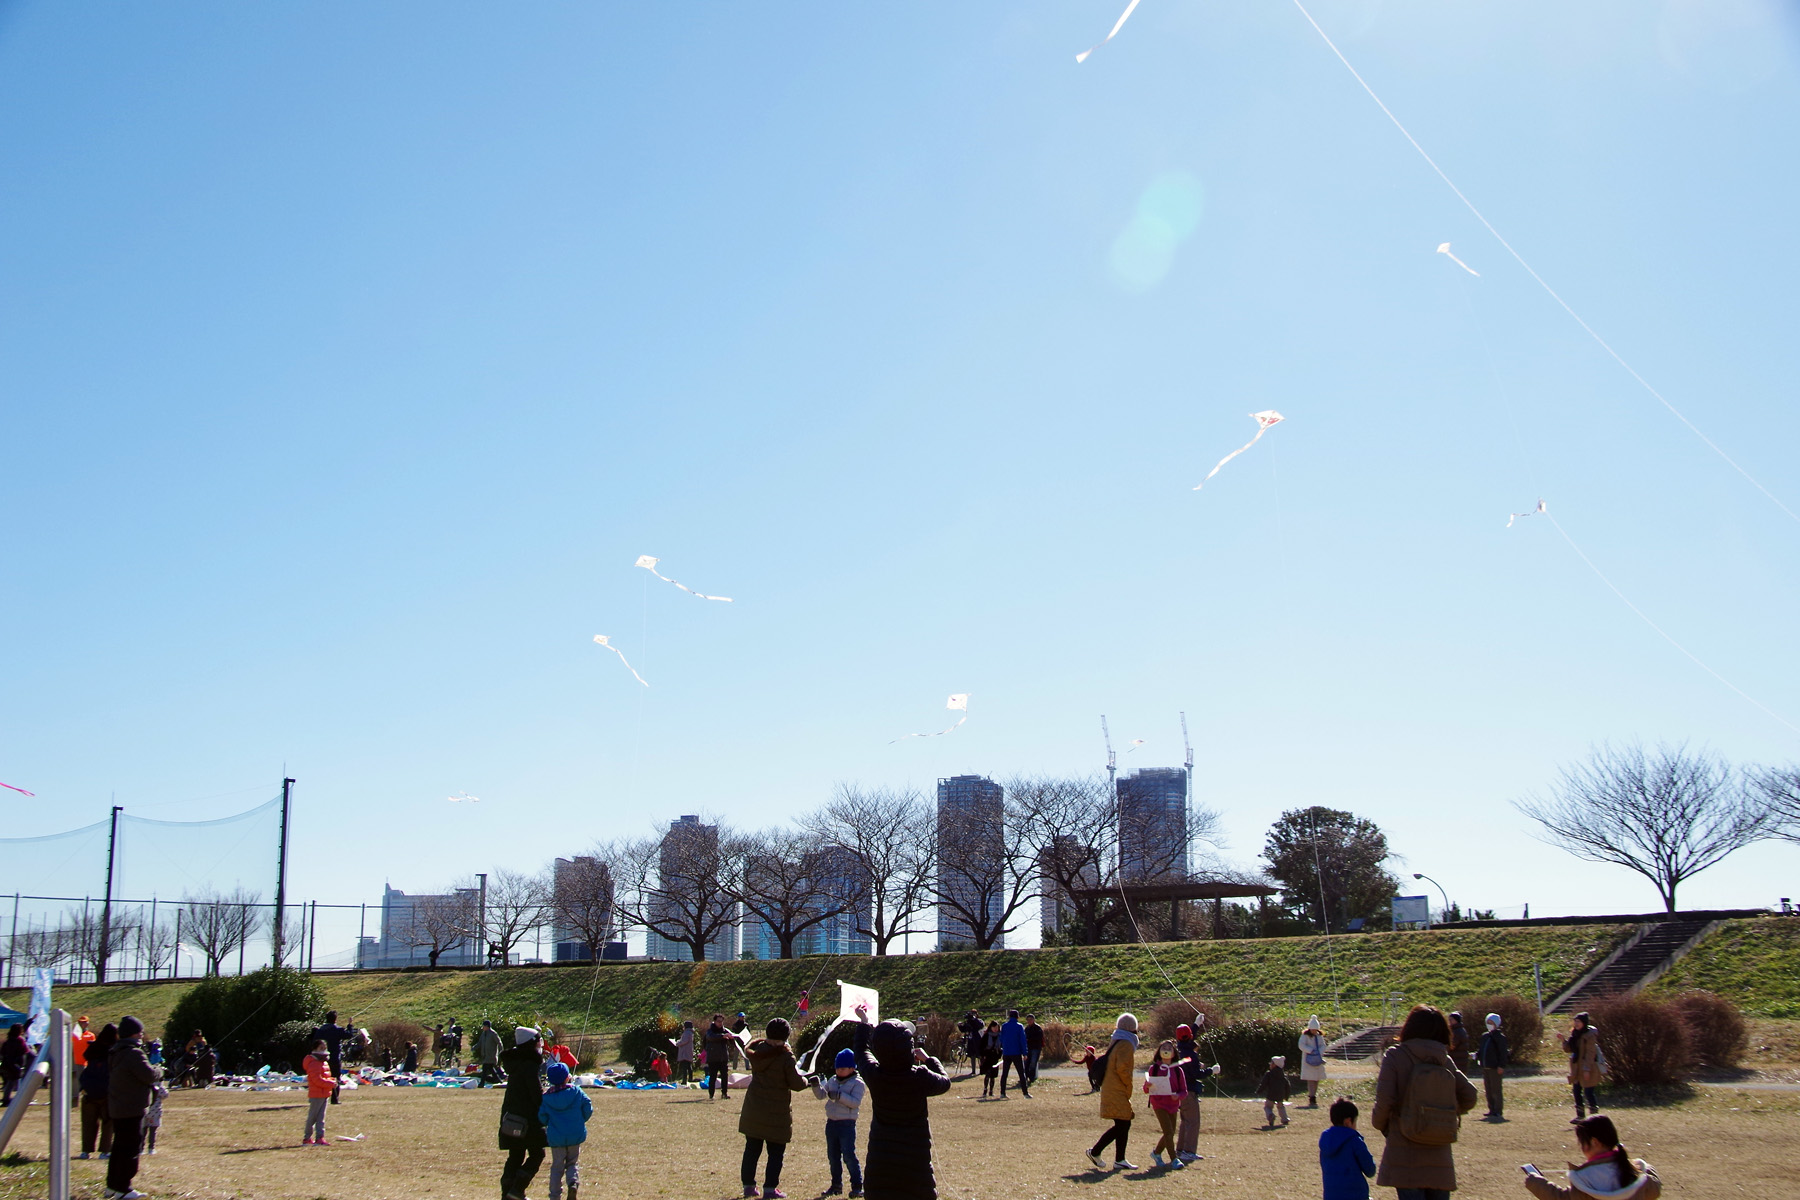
[
  {"xmin": 1748, "ymin": 764, "xmax": 1800, "ymax": 844},
  {"xmin": 180, "ymin": 889, "xmax": 264, "ymax": 976},
  {"xmin": 550, "ymin": 852, "xmax": 618, "ymax": 958},
  {"xmin": 483, "ymin": 868, "xmax": 550, "ymax": 963},
  {"xmin": 392, "ymin": 886, "xmax": 478, "ymax": 968},
  {"xmin": 727, "ymin": 829, "xmax": 863, "ymax": 959},
  {"xmin": 614, "ymin": 817, "xmax": 740, "ymax": 962},
  {"xmin": 806, "ymin": 785, "xmax": 934, "ymax": 955},
  {"xmin": 1516, "ymin": 742, "xmax": 1773, "ymax": 912}
]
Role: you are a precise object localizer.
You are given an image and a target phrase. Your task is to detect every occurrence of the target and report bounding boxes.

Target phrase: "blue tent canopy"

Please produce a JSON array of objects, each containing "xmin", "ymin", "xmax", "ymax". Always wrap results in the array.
[{"xmin": 0, "ymin": 1003, "xmax": 30, "ymax": 1028}]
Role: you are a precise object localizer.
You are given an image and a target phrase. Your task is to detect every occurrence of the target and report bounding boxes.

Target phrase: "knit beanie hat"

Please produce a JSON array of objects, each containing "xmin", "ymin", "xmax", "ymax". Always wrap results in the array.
[
  {"xmin": 834, "ymin": 1048, "xmax": 856, "ymax": 1070},
  {"xmin": 515, "ymin": 1026, "xmax": 538, "ymax": 1045},
  {"xmin": 1116, "ymin": 1012, "xmax": 1138, "ymax": 1033},
  {"xmin": 546, "ymin": 1061, "xmax": 570, "ymax": 1086},
  {"xmin": 1486, "ymin": 1013, "xmax": 1502, "ymax": 1028},
  {"xmin": 118, "ymin": 1016, "xmax": 144, "ymax": 1038}
]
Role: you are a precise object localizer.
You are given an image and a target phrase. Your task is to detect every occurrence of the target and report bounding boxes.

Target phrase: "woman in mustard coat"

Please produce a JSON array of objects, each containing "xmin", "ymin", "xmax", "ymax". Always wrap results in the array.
[{"xmin": 1085, "ymin": 1013, "xmax": 1140, "ymax": 1172}]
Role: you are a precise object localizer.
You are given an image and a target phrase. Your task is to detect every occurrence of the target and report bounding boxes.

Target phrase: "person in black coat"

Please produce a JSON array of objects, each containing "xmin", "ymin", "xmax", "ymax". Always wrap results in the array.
[
  {"xmin": 852, "ymin": 1007, "xmax": 951, "ymax": 1200},
  {"xmin": 498, "ymin": 1027, "xmax": 548, "ymax": 1200}
]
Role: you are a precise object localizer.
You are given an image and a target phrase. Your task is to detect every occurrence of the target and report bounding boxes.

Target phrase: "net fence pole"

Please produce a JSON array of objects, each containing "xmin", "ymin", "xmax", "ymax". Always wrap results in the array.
[
  {"xmin": 6, "ymin": 893, "xmax": 17, "ymax": 989},
  {"xmin": 273, "ymin": 777, "xmax": 293, "ymax": 967},
  {"xmin": 98, "ymin": 806, "xmax": 121, "ymax": 984}
]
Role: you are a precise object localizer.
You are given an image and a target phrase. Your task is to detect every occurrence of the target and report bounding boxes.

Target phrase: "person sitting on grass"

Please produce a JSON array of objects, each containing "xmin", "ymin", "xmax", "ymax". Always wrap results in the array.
[
  {"xmin": 1258, "ymin": 1056, "xmax": 1292, "ymax": 1129},
  {"xmin": 1320, "ymin": 1097, "xmax": 1377, "ymax": 1200},
  {"xmin": 1522, "ymin": 1115, "xmax": 1661, "ymax": 1200},
  {"xmin": 538, "ymin": 1060, "xmax": 593, "ymax": 1200}
]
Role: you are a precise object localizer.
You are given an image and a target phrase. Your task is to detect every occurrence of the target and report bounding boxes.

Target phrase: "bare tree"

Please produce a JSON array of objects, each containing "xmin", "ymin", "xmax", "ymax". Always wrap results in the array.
[
  {"xmin": 1010, "ymin": 774, "xmax": 1124, "ymax": 946},
  {"xmin": 807, "ymin": 785, "xmax": 935, "ymax": 955},
  {"xmin": 614, "ymin": 817, "xmax": 739, "ymax": 962},
  {"xmin": 727, "ymin": 829, "xmax": 863, "ymax": 959},
  {"xmin": 1748, "ymin": 764, "xmax": 1800, "ymax": 843},
  {"xmin": 135, "ymin": 914, "xmax": 178, "ymax": 979},
  {"xmin": 549, "ymin": 852, "xmax": 618, "ymax": 958},
  {"xmin": 1517, "ymin": 742, "xmax": 1773, "ymax": 912},
  {"xmin": 482, "ymin": 868, "xmax": 549, "ymax": 964},
  {"xmin": 180, "ymin": 889, "xmax": 263, "ymax": 976},
  {"xmin": 932, "ymin": 790, "xmax": 1038, "ymax": 951},
  {"xmin": 9, "ymin": 922, "xmax": 67, "ymax": 973},
  {"xmin": 394, "ymin": 887, "xmax": 479, "ymax": 968}
]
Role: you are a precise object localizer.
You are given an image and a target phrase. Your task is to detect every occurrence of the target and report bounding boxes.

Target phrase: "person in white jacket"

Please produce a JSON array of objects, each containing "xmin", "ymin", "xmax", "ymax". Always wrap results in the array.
[
  {"xmin": 1522, "ymin": 1115, "xmax": 1661, "ymax": 1200},
  {"xmin": 1297, "ymin": 1016, "xmax": 1329, "ymax": 1108}
]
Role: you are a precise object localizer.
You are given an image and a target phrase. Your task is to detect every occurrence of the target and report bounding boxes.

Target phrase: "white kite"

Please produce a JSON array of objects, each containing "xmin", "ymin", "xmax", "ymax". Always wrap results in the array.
[
  {"xmin": 1194, "ymin": 410, "xmax": 1285, "ymax": 490},
  {"xmin": 1127, "ymin": 739, "xmax": 1147, "ymax": 752},
  {"xmin": 1507, "ymin": 499, "xmax": 1547, "ymax": 528},
  {"xmin": 1076, "ymin": 0, "xmax": 1143, "ymax": 62},
  {"xmin": 447, "ymin": 792, "xmax": 481, "ymax": 804},
  {"xmin": 800, "ymin": 980, "xmax": 882, "ymax": 1073},
  {"xmin": 891, "ymin": 694, "xmax": 970, "ymax": 743},
  {"xmin": 593, "ymin": 634, "xmax": 650, "ymax": 687},
  {"xmin": 1437, "ymin": 242, "xmax": 1479, "ymax": 277},
  {"xmin": 635, "ymin": 555, "xmax": 732, "ymax": 602}
]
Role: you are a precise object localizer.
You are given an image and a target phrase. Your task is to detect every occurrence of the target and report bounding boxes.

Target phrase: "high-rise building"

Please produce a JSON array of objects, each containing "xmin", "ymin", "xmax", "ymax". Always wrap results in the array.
[
  {"xmin": 1038, "ymin": 834, "xmax": 1099, "ymax": 936},
  {"xmin": 741, "ymin": 844, "xmax": 871, "ymax": 959},
  {"xmin": 936, "ymin": 775, "xmax": 1005, "ymax": 950},
  {"xmin": 645, "ymin": 815, "xmax": 739, "ymax": 962},
  {"xmin": 550, "ymin": 855, "xmax": 615, "ymax": 961},
  {"xmin": 358, "ymin": 883, "xmax": 483, "ymax": 969},
  {"xmin": 1117, "ymin": 766, "xmax": 1189, "ymax": 882}
]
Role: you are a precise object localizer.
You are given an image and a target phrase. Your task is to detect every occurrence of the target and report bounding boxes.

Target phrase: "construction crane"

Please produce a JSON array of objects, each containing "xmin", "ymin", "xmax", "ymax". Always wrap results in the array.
[
  {"xmin": 1180, "ymin": 711, "xmax": 1193, "ymax": 798},
  {"xmin": 1100, "ymin": 714, "xmax": 1117, "ymax": 790}
]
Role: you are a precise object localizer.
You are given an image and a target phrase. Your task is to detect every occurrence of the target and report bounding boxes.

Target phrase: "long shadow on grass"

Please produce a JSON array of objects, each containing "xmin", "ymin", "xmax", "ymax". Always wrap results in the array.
[{"xmin": 220, "ymin": 1145, "xmax": 306, "ymax": 1155}]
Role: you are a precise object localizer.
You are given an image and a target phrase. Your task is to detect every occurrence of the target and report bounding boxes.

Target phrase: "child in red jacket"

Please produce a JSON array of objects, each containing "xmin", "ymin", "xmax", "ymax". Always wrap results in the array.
[{"xmin": 303, "ymin": 1041, "xmax": 335, "ymax": 1145}]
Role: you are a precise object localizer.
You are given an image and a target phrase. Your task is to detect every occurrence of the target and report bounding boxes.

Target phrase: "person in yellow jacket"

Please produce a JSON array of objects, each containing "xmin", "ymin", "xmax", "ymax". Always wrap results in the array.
[{"xmin": 1084, "ymin": 1013, "xmax": 1140, "ymax": 1172}]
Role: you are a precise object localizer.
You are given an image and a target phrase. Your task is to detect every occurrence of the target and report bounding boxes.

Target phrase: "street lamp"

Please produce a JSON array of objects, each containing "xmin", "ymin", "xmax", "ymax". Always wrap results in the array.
[{"xmin": 1413, "ymin": 872, "xmax": 1451, "ymax": 924}]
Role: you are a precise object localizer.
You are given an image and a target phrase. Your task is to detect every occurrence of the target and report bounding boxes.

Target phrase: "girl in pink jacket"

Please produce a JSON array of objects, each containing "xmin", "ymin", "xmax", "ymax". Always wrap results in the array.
[{"xmin": 1144, "ymin": 1040, "xmax": 1189, "ymax": 1169}]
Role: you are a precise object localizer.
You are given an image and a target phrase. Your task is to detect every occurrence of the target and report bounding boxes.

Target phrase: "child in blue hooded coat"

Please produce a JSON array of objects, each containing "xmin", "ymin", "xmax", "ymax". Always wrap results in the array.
[
  {"xmin": 1319, "ymin": 1097, "xmax": 1377, "ymax": 1200},
  {"xmin": 538, "ymin": 1062, "xmax": 593, "ymax": 1200}
]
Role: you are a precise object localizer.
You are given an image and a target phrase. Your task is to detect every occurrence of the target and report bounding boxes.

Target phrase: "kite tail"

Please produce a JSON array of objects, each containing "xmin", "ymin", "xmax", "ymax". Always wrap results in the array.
[
  {"xmin": 1076, "ymin": 0, "xmax": 1144, "ymax": 62},
  {"xmin": 1194, "ymin": 426, "xmax": 1271, "ymax": 490}
]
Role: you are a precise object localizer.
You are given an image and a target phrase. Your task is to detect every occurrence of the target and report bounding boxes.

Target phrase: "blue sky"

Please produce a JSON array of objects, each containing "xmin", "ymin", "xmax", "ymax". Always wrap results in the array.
[{"xmin": 3, "ymin": 1, "xmax": 1798, "ymax": 952}]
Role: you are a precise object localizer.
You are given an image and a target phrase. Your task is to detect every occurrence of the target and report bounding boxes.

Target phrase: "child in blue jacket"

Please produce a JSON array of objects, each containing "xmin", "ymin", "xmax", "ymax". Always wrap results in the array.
[
  {"xmin": 1319, "ymin": 1096, "xmax": 1377, "ymax": 1200},
  {"xmin": 538, "ymin": 1062, "xmax": 594, "ymax": 1200}
]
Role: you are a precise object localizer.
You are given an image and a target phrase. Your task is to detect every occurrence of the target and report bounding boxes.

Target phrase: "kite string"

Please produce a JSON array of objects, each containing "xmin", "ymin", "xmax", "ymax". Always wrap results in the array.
[
  {"xmin": 1287, "ymin": 0, "xmax": 1800, "ymax": 526},
  {"xmin": 1543, "ymin": 511, "xmax": 1800, "ymax": 738}
]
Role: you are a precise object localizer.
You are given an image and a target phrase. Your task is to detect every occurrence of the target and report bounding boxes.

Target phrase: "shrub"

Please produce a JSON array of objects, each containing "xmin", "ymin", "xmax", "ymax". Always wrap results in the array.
[
  {"xmin": 1451, "ymin": 994, "xmax": 1543, "ymax": 1065},
  {"xmin": 915, "ymin": 1014, "xmax": 960, "ymax": 1060},
  {"xmin": 368, "ymin": 1020, "xmax": 430, "ymax": 1066},
  {"xmin": 1666, "ymin": 990, "xmax": 1747, "ymax": 1070},
  {"xmin": 1145, "ymin": 997, "xmax": 1225, "ymax": 1044},
  {"xmin": 618, "ymin": 1014, "xmax": 682, "ymax": 1073},
  {"xmin": 163, "ymin": 967, "xmax": 327, "ymax": 1073},
  {"xmin": 1588, "ymin": 996, "xmax": 1692, "ymax": 1086},
  {"xmin": 1039, "ymin": 1021, "xmax": 1074, "ymax": 1065},
  {"xmin": 1198, "ymin": 1018, "xmax": 1299, "ymax": 1084},
  {"xmin": 263, "ymin": 1019, "xmax": 317, "ymax": 1072},
  {"xmin": 793, "ymin": 1016, "xmax": 858, "ymax": 1072}
]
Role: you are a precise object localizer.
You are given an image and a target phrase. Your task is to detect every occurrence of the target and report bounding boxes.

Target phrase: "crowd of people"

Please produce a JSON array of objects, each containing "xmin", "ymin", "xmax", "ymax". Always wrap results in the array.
[{"xmin": 1, "ymin": 996, "xmax": 1666, "ymax": 1200}]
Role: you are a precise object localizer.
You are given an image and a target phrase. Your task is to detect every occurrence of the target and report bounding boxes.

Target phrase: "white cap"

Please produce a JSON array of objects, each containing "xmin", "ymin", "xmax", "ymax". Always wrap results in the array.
[{"xmin": 515, "ymin": 1026, "xmax": 538, "ymax": 1045}]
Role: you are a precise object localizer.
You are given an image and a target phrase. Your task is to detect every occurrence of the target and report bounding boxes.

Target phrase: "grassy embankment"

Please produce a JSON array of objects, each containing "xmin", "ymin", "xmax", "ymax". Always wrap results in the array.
[
  {"xmin": 1648, "ymin": 915, "xmax": 1800, "ymax": 1017},
  {"xmin": 2, "ymin": 922, "xmax": 1631, "ymax": 1039}
]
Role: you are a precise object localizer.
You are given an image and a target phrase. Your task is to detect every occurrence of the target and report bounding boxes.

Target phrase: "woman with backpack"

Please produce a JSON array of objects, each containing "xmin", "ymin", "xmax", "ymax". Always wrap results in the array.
[
  {"xmin": 1298, "ymin": 1016, "xmax": 1329, "ymax": 1107},
  {"xmin": 1370, "ymin": 1005, "xmax": 1478, "ymax": 1200},
  {"xmin": 1084, "ymin": 1013, "xmax": 1140, "ymax": 1173},
  {"xmin": 1564, "ymin": 1013, "xmax": 1602, "ymax": 1122}
]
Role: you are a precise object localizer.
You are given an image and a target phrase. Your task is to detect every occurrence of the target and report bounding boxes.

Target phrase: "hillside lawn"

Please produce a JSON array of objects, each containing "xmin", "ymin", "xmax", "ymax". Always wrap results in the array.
[
  {"xmin": 1648, "ymin": 916, "xmax": 1800, "ymax": 1017},
  {"xmin": 1, "ymin": 1054, "xmax": 1794, "ymax": 1200},
  {"xmin": 1, "ymin": 923, "xmax": 1634, "ymax": 1041}
]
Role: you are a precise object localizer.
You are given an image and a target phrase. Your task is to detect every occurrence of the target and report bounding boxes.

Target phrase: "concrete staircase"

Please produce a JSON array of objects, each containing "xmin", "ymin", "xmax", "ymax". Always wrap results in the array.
[
  {"xmin": 1548, "ymin": 917, "xmax": 1716, "ymax": 1014},
  {"xmin": 1325, "ymin": 1025, "xmax": 1401, "ymax": 1061}
]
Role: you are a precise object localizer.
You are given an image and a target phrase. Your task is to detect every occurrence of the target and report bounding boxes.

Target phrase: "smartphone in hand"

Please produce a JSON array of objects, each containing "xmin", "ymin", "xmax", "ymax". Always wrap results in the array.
[{"xmin": 1520, "ymin": 1164, "xmax": 1543, "ymax": 1177}]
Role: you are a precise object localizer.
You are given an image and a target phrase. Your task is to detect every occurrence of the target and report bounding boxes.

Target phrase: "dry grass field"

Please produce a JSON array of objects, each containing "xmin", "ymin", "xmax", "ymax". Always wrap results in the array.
[{"xmin": 3, "ymin": 1064, "xmax": 1796, "ymax": 1200}]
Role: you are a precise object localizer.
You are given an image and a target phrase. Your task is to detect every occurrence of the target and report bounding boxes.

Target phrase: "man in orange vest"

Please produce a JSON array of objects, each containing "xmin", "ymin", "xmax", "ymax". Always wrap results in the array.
[{"xmin": 69, "ymin": 1016, "xmax": 96, "ymax": 1107}]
